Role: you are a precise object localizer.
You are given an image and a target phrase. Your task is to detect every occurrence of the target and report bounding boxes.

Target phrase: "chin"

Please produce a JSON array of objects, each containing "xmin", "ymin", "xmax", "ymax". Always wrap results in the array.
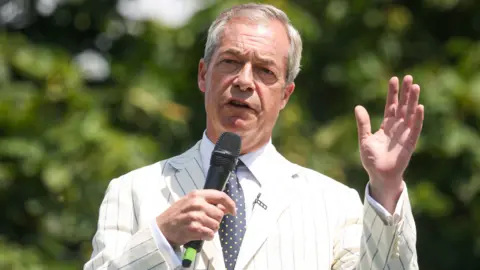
[{"xmin": 223, "ymin": 117, "xmax": 252, "ymax": 131}]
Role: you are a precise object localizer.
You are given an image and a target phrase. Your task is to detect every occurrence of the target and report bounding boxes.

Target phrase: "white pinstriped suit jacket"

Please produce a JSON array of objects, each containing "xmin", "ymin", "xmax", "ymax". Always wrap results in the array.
[{"xmin": 84, "ymin": 141, "xmax": 418, "ymax": 270}]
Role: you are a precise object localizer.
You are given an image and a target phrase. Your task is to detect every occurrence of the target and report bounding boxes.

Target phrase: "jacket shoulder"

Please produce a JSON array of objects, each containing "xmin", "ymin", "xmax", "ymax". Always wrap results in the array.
[
  {"xmin": 113, "ymin": 140, "xmax": 202, "ymax": 185},
  {"xmin": 296, "ymin": 165, "xmax": 359, "ymax": 197}
]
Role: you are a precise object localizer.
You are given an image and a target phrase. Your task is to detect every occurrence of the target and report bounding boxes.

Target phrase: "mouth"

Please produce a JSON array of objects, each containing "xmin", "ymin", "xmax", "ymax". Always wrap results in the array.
[{"xmin": 227, "ymin": 100, "xmax": 252, "ymax": 110}]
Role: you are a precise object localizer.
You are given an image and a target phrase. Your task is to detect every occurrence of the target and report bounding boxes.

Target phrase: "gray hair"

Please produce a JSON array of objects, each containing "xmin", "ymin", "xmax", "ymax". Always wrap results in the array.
[{"xmin": 203, "ymin": 3, "xmax": 303, "ymax": 84}]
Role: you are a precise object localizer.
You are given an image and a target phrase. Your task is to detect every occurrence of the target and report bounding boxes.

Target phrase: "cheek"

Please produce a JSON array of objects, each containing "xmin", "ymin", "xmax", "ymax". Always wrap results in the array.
[
  {"xmin": 259, "ymin": 99, "xmax": 277, "ymax": 120},
  {"xmin": 260, "ymin": 93, "xmax": 285, "ymax": 124},
  {"xmin": 204, "ymin": 78, "xmax": 227, "ymax": 109},
  {"xmin": 219, "ymin": 74, "xmax": 236, "ymax": 89},
  {"xmin": 260, "ymin": 89, "xmax": 284, "ymax": 110},
  {"xmin": 209, "ymin": 72, "xmax": 231, "ymax": 91}
]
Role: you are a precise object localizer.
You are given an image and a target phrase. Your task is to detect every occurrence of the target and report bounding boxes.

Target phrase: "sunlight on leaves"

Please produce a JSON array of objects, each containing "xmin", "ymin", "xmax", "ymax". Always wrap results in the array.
[
  {"xmin": 326, "ymin": 0, "xmax": 349, "ymax": 22},
  {"xmin": 42, "ymin": 162, "xmax": 72, "ymax": 193},
  {"xmin": 455, "ymin": 173, "xmax": 480, "ymax": 204},
  {"xmin": 424, "ymin": 0, "xmax": 461, "ymax": 10},
  {"xmin": 387, "ymin": 6, "xmax": 412, "ymax": 32}
]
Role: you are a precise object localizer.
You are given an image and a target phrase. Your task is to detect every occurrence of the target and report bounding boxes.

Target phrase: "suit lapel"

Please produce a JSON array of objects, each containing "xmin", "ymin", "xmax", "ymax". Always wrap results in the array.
[
  {"xmin": 234, "ymin": 153, "xmax": 302, "ymax": 270},
  {"xmin": 167, "ymin": 141, "xmax": 204, "ymax": 201},
  {"xmin": 167, "ymin": 142, "xmax": 224, "ymax": 270}
]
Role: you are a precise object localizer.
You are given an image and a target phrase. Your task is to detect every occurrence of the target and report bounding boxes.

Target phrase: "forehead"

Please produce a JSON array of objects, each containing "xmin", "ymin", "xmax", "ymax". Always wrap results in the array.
[{"xmin": 218, "ymin": 18, "xmax": 290, "ymax": 64}]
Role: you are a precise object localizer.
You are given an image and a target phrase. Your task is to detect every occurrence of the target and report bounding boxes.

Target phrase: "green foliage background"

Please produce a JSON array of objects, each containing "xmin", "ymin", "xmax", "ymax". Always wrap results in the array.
[{"xmin": 2, "ymin": 0, "xmax": 480, "ymax": 269}]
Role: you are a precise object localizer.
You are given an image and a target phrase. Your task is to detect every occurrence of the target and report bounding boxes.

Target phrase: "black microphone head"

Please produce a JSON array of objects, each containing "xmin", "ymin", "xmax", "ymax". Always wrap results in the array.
[{"xmin": 211, "ymin": 132, "xmax": 241, "ymax": 170}]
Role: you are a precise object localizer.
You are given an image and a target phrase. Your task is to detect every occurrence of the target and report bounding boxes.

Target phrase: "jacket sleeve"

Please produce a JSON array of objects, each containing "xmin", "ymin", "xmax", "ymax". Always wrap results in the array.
[
  {"xmin": 83, "ymin": 177, "xmax": 180, "ymax": 270},
  {"xmin": 331, "ymin": 183, "xmax": 419, "ymax": 270}
]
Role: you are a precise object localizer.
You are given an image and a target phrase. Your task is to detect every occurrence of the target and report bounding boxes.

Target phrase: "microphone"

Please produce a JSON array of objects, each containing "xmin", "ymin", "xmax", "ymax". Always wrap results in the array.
[{"xmin": 181, "ymin": 132, "xmax": 242, "ymax": 268}]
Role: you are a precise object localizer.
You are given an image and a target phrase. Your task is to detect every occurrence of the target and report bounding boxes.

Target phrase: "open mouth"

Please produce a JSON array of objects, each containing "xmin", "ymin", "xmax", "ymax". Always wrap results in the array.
[{"xmin": 228, "ymin": 100, "xmax": 251, "ymax": 109}]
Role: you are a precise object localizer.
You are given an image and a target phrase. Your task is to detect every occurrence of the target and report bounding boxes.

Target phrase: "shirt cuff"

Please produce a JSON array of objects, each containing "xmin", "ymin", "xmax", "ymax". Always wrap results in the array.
[
  {"xmin": 149, "ymin": 218, "xmax": 182, "ymax": 268},
  {"xmin": 365, "ymin": 181, "xmax": 405, "ymax": 225}
]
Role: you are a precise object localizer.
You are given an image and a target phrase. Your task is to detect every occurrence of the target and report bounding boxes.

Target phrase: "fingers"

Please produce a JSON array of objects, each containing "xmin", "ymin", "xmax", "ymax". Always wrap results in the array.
[
  {"xmin": 384, "ymin": 76, "xmax": 399, "ymax": 118},
  {"xmin": 396, "ymin": 75, "xmax": 413, "ymax": 119},
  {"xmin": 217, "ymin": 203, "xmax": 227, "ymax": 213},
  {"xmin": 185, "ymin": 197, "xmax": 228, "ymax": 240},
  {"xmin": 406, "ymin": 84, "xmax": 420, "ymax": 125},
  {"xmin": 201, "ymin": 202, "xmax": 227, "ymax": 221},
  {"xmin": 409, "ymin": 104, "xmax": 424, "ymax": 147},
  {"xmin": 188, "ymin": 189, "xmax": 236, "ymax": 215},
  {"xmin": 200, "ymin": 190, "xmax": 237, "ymax": 216},
  {"xmin": 187, "ymin": 210, "xmax": 220, "ymax": 231},
  {"xmin": 186, "ymin": 218, "xmax": 216, "ymax": 241},
  {"xmin": 183, "ymin": 203, "xmax": 224, "ymax": 241},
  {"xmin": 160, "ymin": 190, "xmax": 237, "ymax": 245},
  {"xmin": 354, "ymin": 105, "xmax": 371, "ymax": 141}
]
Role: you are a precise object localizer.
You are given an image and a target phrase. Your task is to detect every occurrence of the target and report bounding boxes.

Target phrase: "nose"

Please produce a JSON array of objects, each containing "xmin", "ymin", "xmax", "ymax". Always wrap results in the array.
[{"xmin": 233, "ymin": 63, "xmax": 255, "ymax": 91}]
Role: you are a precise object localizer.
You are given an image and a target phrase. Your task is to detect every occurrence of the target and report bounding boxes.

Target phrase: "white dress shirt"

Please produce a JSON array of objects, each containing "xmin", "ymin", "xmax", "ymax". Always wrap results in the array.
[{"xmin": 150, "ymin": 132, "xmax": 405, "ymax": 267}]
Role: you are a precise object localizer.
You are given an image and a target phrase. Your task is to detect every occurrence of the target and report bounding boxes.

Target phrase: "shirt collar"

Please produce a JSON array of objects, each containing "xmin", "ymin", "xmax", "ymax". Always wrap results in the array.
[{"xmin": 199, "ymin": 131, "xmax": 275, "ymax": 186}]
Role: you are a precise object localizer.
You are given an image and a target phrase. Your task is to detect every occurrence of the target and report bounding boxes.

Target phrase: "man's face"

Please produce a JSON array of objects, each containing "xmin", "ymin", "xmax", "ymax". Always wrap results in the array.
[{"xmin": 198, "ymin": 17, "xmax": 295, "ymax": 153}]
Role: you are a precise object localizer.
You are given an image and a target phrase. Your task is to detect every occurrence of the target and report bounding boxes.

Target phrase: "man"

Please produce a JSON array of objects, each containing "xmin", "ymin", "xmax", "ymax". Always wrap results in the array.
[{"xmin": 84, "ymin": 3, "xmax": 422, "ymax": 270}]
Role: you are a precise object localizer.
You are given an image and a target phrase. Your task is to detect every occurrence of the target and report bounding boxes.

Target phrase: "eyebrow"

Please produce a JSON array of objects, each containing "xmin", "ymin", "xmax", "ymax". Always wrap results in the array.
[{"xmin": 220, "ymin": 48, "xmax": 276, "ymax": 66}]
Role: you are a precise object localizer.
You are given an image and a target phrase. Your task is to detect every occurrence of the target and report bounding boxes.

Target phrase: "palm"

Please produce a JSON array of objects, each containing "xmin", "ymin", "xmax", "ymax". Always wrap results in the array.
[{"xmin": 355, "ymin": 75, "xmax": 424, "ymax": 188}]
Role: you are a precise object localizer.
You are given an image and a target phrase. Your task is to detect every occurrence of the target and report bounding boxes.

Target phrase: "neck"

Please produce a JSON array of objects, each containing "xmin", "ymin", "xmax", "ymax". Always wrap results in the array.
[{"xmin": 205, "ymin": 128, "xmax": 271, "ymax": 155}]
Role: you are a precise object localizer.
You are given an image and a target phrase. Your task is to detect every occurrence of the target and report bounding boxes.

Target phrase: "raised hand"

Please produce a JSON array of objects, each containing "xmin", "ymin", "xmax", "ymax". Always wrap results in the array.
[{"xmin": 354, "ymin": 75, "xmax": 424, "ymax": 213}]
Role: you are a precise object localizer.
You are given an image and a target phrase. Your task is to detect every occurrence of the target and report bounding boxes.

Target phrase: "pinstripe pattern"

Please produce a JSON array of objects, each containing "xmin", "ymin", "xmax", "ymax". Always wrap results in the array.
[
  {"xmin": 84, "ymin": 175, "xmax": 170, "ymax": 270},
  {"xmin": 85, "ymin": 141, "xmax": 418, "ymax": 269}
]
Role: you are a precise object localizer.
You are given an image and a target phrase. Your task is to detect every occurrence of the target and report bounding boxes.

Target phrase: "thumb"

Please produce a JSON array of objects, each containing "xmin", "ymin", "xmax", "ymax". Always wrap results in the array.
[
  {"xmin": 217, "ymin": 203, "xmax": 235, "ymax": 216},
  {"xmin": 354, "ymin": 105, "xmax": 371, "ymax": 141}
]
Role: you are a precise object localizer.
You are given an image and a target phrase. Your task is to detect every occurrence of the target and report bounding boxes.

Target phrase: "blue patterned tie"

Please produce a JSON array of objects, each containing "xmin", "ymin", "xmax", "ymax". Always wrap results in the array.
[{"xmin": 219, "ymin": 161, "xmax": 247, "ymax": 270}]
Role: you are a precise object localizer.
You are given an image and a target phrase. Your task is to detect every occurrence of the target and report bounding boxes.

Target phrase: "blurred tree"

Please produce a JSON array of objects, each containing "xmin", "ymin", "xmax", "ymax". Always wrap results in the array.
[{"xmin": 1, "ymin": 0, "xmax": 480, "ymax": 269}]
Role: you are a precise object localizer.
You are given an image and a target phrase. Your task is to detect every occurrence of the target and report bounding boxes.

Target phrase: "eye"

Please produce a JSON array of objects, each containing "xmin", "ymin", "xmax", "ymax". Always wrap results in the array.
[
  {"xmin": 255, "ymin": 66, "xmax": 278, "ymax": 84},
  {"xmin": 261, "ymin": 68, "xmax": 274, "ymax": 75},
  {"xmin": 218, "ymin": 58, "xmax": 241, "ymax": 73},
  {"xmin": 222, "ymin": 59, "xmax": 239, "ymax": 65}
]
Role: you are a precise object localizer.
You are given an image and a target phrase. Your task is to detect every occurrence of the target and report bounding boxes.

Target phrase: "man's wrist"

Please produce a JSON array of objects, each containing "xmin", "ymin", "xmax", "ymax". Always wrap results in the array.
[
  {"xmin": 149, "ymin": 218, "xmax": 183, "ymax": 267},
  {"xmin": 156, "ymin": 216, "xmax": 180, "ymax": 248},
  {"xmin": 368, "ymin": 179, "xmax": 404, "ymax": 214}
]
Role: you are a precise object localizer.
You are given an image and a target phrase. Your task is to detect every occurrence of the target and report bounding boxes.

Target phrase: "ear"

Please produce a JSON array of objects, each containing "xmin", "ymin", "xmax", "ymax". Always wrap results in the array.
[
  {"xmin": 198, "ymin": 59, "xmax": 207, "ymax": 93},
  {"xmin": 280, "ymin": 82, "xmax": 295, "ymax": 110}
]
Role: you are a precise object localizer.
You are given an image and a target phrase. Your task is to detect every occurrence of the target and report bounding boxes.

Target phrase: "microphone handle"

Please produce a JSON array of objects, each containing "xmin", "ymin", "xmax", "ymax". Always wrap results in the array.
[
  {"xmin": 182, "ymin": 241, "xmax": 202, "ymax": 268},
  {"xmin": 181, "ymin": 166, "xmax": 233, "ymax": 268}
]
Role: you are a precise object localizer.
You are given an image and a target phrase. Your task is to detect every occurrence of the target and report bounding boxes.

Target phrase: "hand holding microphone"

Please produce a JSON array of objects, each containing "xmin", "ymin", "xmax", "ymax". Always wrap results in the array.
[
  {"xmin": 155, "ymin": 132, "xmax": 242, "ymax": 267},
  {"xmin": 156, "ymin": 189, "xmax": 236, "ymax": 246}
]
